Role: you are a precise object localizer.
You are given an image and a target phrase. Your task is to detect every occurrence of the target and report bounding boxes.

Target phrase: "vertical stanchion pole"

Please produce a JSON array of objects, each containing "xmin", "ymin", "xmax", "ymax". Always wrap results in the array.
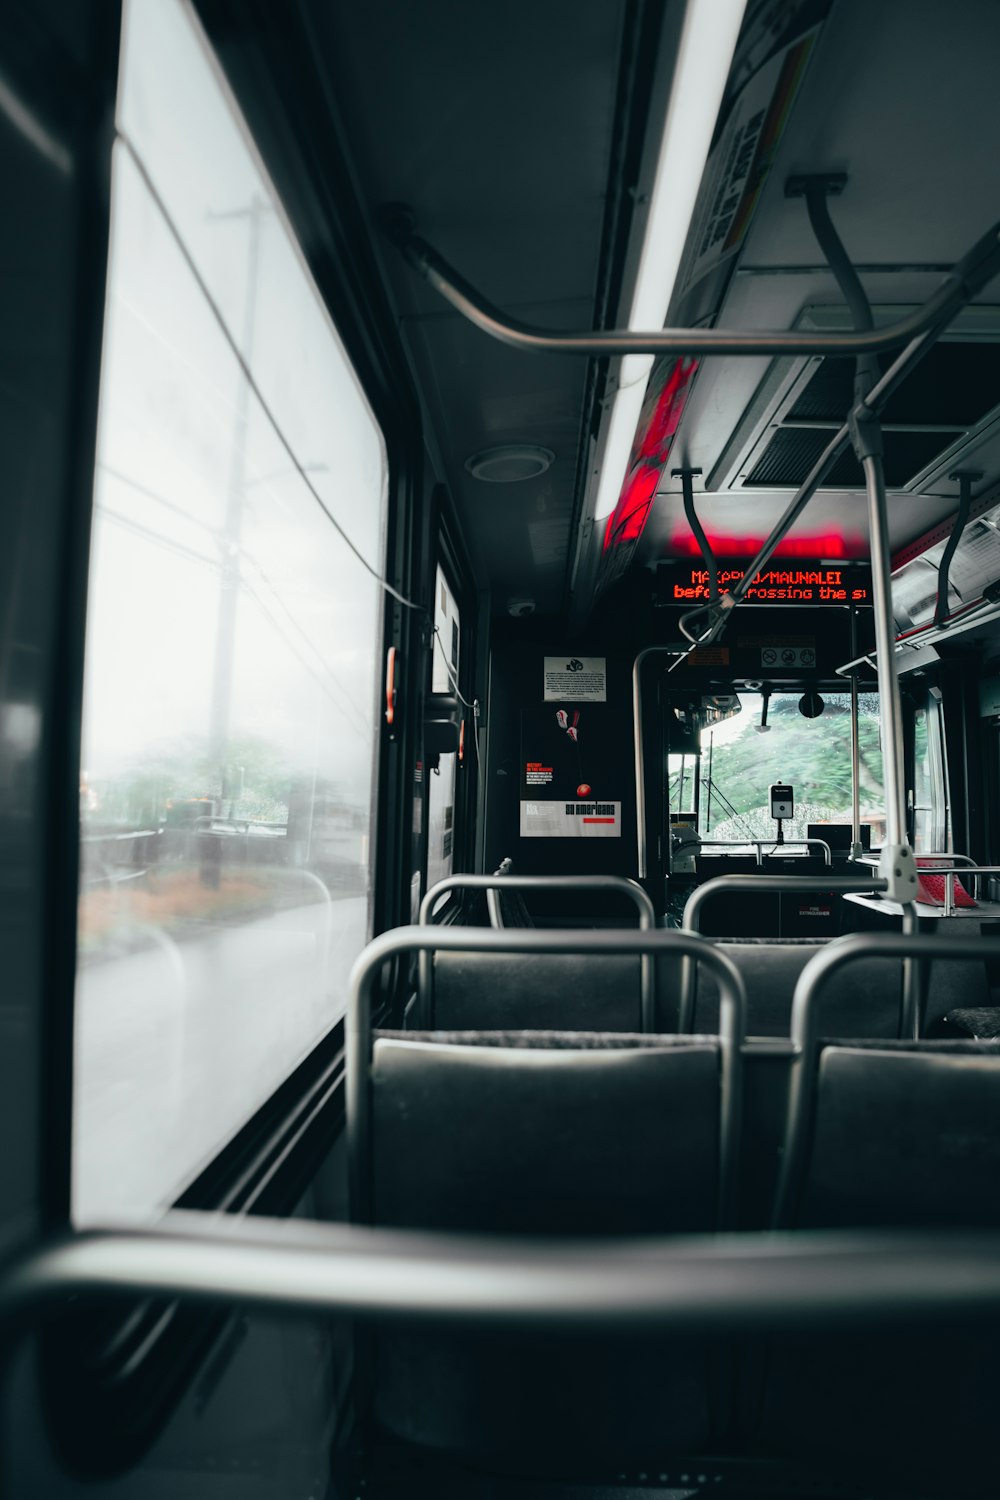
[
  {"xmin": 849, "ymin": 605, "xmax": 863, "ymax": 860},
  {"xmin": 862, "ymin": 453, "xmax": 917, "ymax": 900}
]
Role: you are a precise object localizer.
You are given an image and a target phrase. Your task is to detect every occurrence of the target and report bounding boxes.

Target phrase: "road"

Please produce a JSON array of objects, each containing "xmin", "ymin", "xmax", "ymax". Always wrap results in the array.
[{"xmin": 73, "ymin": 895, "xmax": 367, "ymax": 1224}]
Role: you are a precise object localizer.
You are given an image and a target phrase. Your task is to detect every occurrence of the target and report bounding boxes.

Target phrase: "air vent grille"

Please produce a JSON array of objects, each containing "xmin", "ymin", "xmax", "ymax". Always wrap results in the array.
[
  {"xmin": 746, "ymin": 427, "xmax": 961, "ymax": 489},
  {"xmin": 788, "ymin": 344, "xmax": 1000, "ymax": 427},
  {"xmin": 741, "ymin": 339, "xmax": 1000, "ymax": 489}
]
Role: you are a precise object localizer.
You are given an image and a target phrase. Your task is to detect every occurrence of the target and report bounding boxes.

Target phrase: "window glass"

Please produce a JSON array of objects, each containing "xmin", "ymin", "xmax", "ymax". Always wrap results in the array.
[
  {"xmin": 427, "ymin": 565, "xmax": 461, "ymax": 892},
  {"xmin": 912, "ymin": 694, "xmax": 949, "ymax": 851},
  {"xmin": 672, "ymin": 691, "xmax": 884, "ymax": 846},
  {"xmin": 74, "ymin": 0, "xmax": 387, "ymax": 1225},
  {"xmin": 667, "ymin": 753, "xmax": 698, "ymax": 817}
]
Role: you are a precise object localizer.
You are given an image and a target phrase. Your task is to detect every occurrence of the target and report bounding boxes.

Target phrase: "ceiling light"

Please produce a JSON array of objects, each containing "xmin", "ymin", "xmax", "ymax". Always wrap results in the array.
[
  {"xmin": 465, "ymin": 445, "xmax": 554, "ymax": 483},
  {"xmin": 590, "ymin": 0, "xmax": 747, "ymax": 524},
  {"xmin": 594, "ymin": 380, "xmax": 649, "ymax": 520}
]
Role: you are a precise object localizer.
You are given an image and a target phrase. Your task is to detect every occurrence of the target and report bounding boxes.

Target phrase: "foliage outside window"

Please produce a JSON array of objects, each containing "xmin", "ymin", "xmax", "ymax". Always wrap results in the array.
[{"xmin": 668, "ymin": 692, "xmax": 885, "ymax": 844}]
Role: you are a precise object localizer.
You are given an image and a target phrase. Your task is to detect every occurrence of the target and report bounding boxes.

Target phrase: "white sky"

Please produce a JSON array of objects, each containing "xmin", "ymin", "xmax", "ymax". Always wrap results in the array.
[{"xmin": 81, "ymin": 0, "xmax": 387, "ymax": 803}]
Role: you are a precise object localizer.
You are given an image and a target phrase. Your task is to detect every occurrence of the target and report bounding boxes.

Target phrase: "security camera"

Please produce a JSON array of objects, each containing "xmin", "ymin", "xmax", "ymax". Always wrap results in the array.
[{"xmin": 507, "ymin": 597, "xmax": 535, "ymax": 617}]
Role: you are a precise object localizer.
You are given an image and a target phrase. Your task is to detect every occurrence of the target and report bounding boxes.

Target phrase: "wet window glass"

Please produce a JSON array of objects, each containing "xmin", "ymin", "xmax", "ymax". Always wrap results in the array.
[
  {"xmin": 912, "ymin": 695, "xmax": 949, "ymax": 852},
  {"xmin": 74, "ymin": 0, "xmax": 386, "ymax": 1224},
  {"xmin": 667, "ymin": 691, "xmax": 885, "ymax": 849}
]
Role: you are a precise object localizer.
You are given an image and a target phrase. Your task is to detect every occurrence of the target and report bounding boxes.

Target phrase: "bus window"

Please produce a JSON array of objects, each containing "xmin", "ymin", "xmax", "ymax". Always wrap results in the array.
[
  {"xmin": 426, "ymin": 563, "xmax": 462, "ymax": 892},
  {"xmin": 73, "ymin": 0, "xmax": 387, "ymax": 1225},
  {"xmin": 685, "ymin": 691, "xmax": 885, "ymax": 846},
  {"xmin": 912, "ymin": 690, "xmax": 950, "ymax": 852}
]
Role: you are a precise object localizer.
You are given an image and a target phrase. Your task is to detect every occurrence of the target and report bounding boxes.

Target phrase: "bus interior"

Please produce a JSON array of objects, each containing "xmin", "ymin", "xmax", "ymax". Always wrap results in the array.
[{"xmin": 7, "ymin": 0, "xmax": 1000, "ymax": 1496}]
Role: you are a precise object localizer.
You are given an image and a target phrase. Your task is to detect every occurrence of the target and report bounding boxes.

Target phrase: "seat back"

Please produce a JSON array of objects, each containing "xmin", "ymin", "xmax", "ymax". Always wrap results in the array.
[
  {"xmin": 920, "ymin": 918, "xmax": 994, "ymax": 1032},
  {"xmin": 418, "ymin": 873, "xmax": 657, "ymax": 1030},
  {"xmin": 429, "ymin": 950, "xmax": 644, "ymax": 1030},
  {"xmin": 484, "ymin": 856, "xmax": 534, "ymax": 928},
  {"xmin": 686, "ymin": 939, "xmax": 901, "ymax": 1038},
  {"xmin": 372, "ymin": 1031, "xmax": 721, "ymax": 1235},
  {"xmin": 761, "ymin": 931, "xmax": 1000, "ymax": 1489},
  {"xmin": 348, "ymin": 925, "xmax": 746, "ymax": 1468}
]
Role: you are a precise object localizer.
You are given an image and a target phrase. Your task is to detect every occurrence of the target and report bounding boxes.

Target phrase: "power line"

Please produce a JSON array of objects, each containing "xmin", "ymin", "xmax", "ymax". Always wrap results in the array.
[{"xmin": 118, "ymin": 132, "xmax": 427, "ymax": 620}]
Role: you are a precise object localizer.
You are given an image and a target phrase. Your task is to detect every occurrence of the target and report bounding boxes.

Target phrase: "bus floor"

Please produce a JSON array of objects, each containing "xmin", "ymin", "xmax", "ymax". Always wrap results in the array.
[{"xmin": 353, "ymin": 1432, "xmax": 862, "ymax": 1500}]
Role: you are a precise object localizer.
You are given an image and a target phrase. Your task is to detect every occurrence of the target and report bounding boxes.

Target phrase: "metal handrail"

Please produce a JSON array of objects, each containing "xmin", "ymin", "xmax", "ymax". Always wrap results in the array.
[
  {"xmin": 913, "ymin": 864, "xmax": 1000, "ymax": 915},
  {"xmin": 681, "ymin": 838, "xmax": 833, "ymax": 869},
  {"xmin": 679, "ymin": 875, "xmax": 890, "ymax": 1033},
  {"xmin": 347, "ymin": 925, "xmax": 747, "ymax": 1229},
  {"xmin": 676, "ymin": 224, "xmax": 1000, "ymax": 656},
  {"xmin": 418, "ymin": 873, "xmax": 655, "ymax": 927},
  {"xmin": 9, "ymin": 1216, "xmax": 1000, "ymax": 1343},
  {"xmin": 773, "ymin": 932, "xmax": 1000, "ymax": 1227},
  {"xmin": 911, "ymin": 858, "xmax": 983, "ymax": 870},
  {"xmin": 854, "ymin": 856, "xmax": 1000, "ymax": 915},
  {"xmin": 633, "ymin": 644, "xmax": 687, "ymax": 878},
  {"xmin": 386, "ymin": 216, "xmax": 1000, "ymax": 359},
  {"xmin": 417, "ymin": 874, "xmax": 658, "ymax": 1028}
]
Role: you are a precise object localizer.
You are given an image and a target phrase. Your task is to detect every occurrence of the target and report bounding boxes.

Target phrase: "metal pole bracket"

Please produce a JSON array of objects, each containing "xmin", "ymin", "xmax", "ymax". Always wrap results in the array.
[
  {"xmin": 878, "ymin": 841, "xmax": 919, "ymax": 903},
  {"xmin": 849, "ymin": 398, "xmax": 884, "ymax": 463}
]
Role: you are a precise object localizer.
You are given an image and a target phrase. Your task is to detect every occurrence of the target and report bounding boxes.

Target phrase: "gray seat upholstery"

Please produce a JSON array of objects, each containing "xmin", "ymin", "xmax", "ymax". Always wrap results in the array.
[
  {"xmin": 761, "ymin": 1036, "xmax": 1000, "ymax": 1490},
  {"xmin": 922, "ymin": 952, "xmax": 992, "ymax": 1032},
  {"xmin": 688, "ymin": 941, "xmax": 902, "ymax": 1038},
  {"xmin": 426, "ymin": 950, "xmax": 644, "ymax": 1030},
  {"xmin": 367, "ymin": 1028, "xmax": 731, "ymax": 1466},
  {"xmin": 936, "ymin": 1005, "xmax": 1000, "ymax": 1039},
  {"xmin": 418, "ymin": 870, "xmax": 657, "ymax": 1031}
]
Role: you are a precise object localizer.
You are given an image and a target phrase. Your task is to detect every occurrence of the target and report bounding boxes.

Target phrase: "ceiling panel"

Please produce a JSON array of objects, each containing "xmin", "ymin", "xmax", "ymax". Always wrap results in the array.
[
  {"xmin": 646, "ymin": 0, "xmax": 1000, "ymax": 577},
  {"xmin": 307, "ymin": 0, "xmax": 629, "ymax": 611}
]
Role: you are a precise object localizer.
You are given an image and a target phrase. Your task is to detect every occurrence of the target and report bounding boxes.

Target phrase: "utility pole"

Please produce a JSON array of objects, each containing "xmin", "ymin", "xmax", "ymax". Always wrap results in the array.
[{"xmin": 208, "ymin": 195, "xmax": 266, "ymax": 816}]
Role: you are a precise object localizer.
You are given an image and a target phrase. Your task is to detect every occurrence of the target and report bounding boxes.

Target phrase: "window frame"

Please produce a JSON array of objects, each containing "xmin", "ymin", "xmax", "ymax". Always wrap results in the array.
[
  {"xmin": 41, "ymin": 0, "xmax": 430, "ymax": 1467},
  {"xmin": 908, "ymin": 683, "xmax": 952, "ymax": 853},
  {"xmin": 423, "ymin": 489, "xmax": 480, "ymax": 899}
]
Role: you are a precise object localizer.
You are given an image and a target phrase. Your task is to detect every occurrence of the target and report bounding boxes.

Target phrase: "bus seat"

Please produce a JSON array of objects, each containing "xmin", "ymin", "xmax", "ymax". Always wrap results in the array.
[
  {"xmin": 759, "ymin": 1038, "xmax": 1000, "ymax": 1490},
  {"xmin": 426, "ymin": 950, "xmax": 644, "ymax": 1030},
  {"xmin": 484, "ymin": 857, "xmax": 534, "ymax": 929},
  {"xmin": 684, "ymin": 940, "xmax": 902, "ymax": 1038},
  {"xmin": 759, "ymin": 932, "xmax": 1000, "ymax": 1490},
  {"xmin": 933, "ymin": 1005, "xmax": 1000, "ymax": 1039},
  {"xmin": 367, "ymin": 1028, "xmax": 731, "ymax": 1466},
  {"xmin": 922, "ymin": 951, "xmax": 992, "ymax": 1032}
]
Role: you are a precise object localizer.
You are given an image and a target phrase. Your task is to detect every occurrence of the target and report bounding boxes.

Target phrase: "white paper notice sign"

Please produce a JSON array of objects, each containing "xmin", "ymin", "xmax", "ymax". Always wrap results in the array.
[
  {"xmin": 543, "ymin": 656, "xmax": 607, "ymax": 702},
  {"xmin": 520, "ymin": 800, "xmax": 622, "ymax": 838}
]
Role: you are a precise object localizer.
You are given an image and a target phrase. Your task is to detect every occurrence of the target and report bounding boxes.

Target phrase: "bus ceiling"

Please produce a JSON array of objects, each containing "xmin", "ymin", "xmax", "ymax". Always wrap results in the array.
[{"xmin": 305, "ymin": 0, "xmax": 1000, "ymax": 631}]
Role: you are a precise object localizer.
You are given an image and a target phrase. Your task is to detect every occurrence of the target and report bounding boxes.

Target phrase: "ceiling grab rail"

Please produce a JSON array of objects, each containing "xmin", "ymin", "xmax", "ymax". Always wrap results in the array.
[
  {"xmin": 381, "ymin": 207, "xmax": 1000, "ymax": 360},
  {"xmin": 934, "ymin": 470, "xmax": 979, "ymax": 628},
  {"xmin": 798, "ymin": 180, "xmax": 922, "ymax": 1029},
  {"xmin": 676, "ymin": 211, "xmax": 1000, "ymax": 652},
  {"xmin": 674, "ymin": 465, "xmax": 717, "ymax": 603},
  {"xmin": 382, "ymin": 202, "xmax": 1000, "ymax": 657}
]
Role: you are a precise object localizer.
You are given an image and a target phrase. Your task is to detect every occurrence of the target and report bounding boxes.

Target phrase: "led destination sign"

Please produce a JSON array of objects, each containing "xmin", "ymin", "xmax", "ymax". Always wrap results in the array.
[{"xmin": 659, "ymin": 561, "xmax": 871, "ymax": 607}]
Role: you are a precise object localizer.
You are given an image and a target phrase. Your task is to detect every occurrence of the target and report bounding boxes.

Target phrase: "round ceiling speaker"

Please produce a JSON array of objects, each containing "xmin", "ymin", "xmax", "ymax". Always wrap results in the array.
[{"xmin": 464, "ymin": 445, "xmax": 554, "ymax": 483}]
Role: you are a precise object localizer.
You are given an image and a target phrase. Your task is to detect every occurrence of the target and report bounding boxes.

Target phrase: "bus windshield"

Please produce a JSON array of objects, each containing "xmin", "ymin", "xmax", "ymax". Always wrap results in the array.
[{"xmin": 668, "ymin": 691, "xmax": 885, "ymax": 846}]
